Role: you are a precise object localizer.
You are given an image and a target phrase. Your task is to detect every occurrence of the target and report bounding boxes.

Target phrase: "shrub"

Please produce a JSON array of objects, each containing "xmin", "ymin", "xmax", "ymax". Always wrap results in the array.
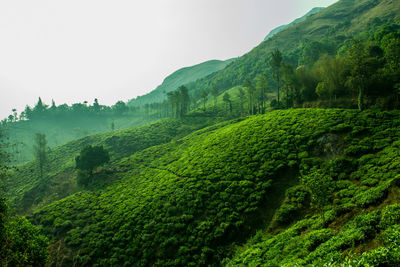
[
  {"xmin": 275, "ymin": 204, "xmax": 299, "ymax": 224},
  {"xmin": 304, "ymin": 229, "xmax": 334, "ymax": 251},
  {"xmin": 380, "ymin": 204, "xmax": 400, "ymax": 229}
]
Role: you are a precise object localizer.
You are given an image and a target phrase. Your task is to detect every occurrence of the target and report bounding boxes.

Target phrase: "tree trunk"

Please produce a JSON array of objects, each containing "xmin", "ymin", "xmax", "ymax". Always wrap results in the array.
[{"xmin": 358, "ymin": 87, "xmax": 365, "ymax": 111}]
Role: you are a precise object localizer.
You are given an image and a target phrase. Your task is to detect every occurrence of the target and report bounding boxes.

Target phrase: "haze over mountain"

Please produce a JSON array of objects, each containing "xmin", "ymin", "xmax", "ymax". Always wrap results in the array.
[
  {"xmin": 128, "ymin": 59, "xmax": 235, "ymax": 107},
  {"xmin": 0, "ymin": 0, "xmax": 338, "ymax": 120}
]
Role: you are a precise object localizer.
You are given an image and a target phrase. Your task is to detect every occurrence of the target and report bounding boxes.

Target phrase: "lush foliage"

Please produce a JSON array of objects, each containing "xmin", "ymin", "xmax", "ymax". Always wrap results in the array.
[
  {"xmin": 0, "ymin": 130, "xmax": 48, "ymax": 266},
  {"xmin": 7, "ymin": 117, "xmax": 223, "ymax": 213},
  {"xmin": 29, "ymin": 109, "xmax": 400, "ymax": 266},
  {"xmin": 75, "ymin": 145, "xmax": 110, "ymax": 186}
]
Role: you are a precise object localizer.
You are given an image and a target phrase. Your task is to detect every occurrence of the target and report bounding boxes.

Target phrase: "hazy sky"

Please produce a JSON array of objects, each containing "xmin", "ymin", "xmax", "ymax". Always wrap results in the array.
[{"xmin": 0, "ymin": 0, "xmax": 338, "ymax": 120}]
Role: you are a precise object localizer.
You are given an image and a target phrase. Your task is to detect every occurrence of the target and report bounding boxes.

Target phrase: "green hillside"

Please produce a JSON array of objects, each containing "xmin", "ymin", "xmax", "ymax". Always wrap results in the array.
[
  {"xmin": 128, "ymin": 59, "xmax": 235, "ymax": 107},
  {"xmin": 264, "ymin": 7, "xmax": 325, "ymax": 41},
  {"xmin": 2, "ymin": 0, "xmax": 400, "ymax": 266},
  {"xmin": 7, "ymin": 116, "xmax": 223, "ymax": 214},
  {"xmin": 30, "ymin": 109, "xmax": 400, "ymax": 266},
  {"xmin": 186, "ymin": 0, "xmax": 400, "ymax": 98}
]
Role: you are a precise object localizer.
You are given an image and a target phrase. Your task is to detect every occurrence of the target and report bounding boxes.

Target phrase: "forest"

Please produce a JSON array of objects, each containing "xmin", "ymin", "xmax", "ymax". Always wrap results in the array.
[{"xmin": 1, "ymin": 0, "xmax": 400, "ymax": 266}]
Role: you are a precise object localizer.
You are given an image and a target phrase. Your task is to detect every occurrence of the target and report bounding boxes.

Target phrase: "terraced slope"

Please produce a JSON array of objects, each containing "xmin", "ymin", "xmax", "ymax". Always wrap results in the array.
[
  {"xmin": 30, "ymin": 109, "xmax": 400, "ymax": 266},
  {"xmin": 8, "ymin": 117, "xmax": 221, "ymax": 214}
]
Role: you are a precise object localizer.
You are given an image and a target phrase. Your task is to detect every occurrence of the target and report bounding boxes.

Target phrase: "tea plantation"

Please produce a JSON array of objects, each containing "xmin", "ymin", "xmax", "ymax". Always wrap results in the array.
[{"xmin": 29, "ymin": 109, "xmax": 400, "ymax": 266}]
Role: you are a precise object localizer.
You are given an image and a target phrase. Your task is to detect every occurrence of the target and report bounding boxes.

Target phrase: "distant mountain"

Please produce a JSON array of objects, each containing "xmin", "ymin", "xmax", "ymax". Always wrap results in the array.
[
  {"xmin": 264, "ymin": 7, "xmax": 325, "ymax": 40},
  {"xmin": 186, "ymin": 0, "xmax": 400, "ymax": 98},
  {"xmin": 128, "ymin": 59, "xmax": 235, "ymax": 106}
]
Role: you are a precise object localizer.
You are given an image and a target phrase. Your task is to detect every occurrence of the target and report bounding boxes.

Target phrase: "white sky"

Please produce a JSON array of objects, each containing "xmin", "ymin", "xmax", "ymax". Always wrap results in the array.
[{"xmin": 0, "ymin": 0, "xmax": 338, "ymax": 120}]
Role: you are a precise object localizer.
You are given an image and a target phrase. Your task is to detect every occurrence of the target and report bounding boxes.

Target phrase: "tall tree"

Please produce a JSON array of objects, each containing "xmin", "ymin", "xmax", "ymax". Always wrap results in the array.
[
  {"xmin": 34, "ymin": 133, "xmax": 48, "ymax": 180},
  {"xmin": 244, "ymin": 77, "xmax": 255, "ymax": 115},
  {"xmin": 32, "ymin": 97, "xmax": 48, "ymax": 118},
  {"xmin": 255, "ymin": 73, "xmax": 269, "ymax": 113},
  {"xmin": 211, "ymin": 86, "xmax": 219, "ymax": 111},
  {"xmin": 270, "ymin": 49, "xmax": 283, "ymax": 106},
  {"xmin": 314, "ymin": 55, "xmax": 347, "ymax": 104},
  {"xmin": 237, "ymin": 87, "xmax": 246, "ymax": 115},
  {"xmin": 223, "ymin": 92, "xmax": 232, "ymax": 114},
  {"xmin": 178, "ymin": 85, "xmax": 190, "ymax": 118},
  {"xmin": 200, "ymin": 89, "xmax": 208, "ymax": 111},
  {"xmin": 346, "ymin": 40, "xmax": 382, "ymax": 111}
]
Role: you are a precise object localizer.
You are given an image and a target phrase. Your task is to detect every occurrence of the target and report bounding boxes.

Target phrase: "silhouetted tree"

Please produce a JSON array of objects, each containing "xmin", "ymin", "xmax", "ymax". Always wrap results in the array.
[
  {"xmin": 76, "ymin": 145, "xmax": 110, "ymax": 186},
  {"xmin": 211, "ymin": 86, "xmax": 219, "ymax": 111},
  {"xmin": 223, "ymin": 92, "xmax": 232, "ymax": 114},
  {"xmin": 34, "ymin": 133, "xmax": 48, "ymax": 180},
  {"xmin": 200, "ymin": 89, "xmax": 208, "ymax": 111},
  {"xmin": 244, "ymin": 77, "xmax": 255, "ymax": 115},
  {"xmin": 270, "ymin": 49, "xmax": 283, "ymax": 105},
  {"xmin": 237, "ymin": 87, "xmax": 246, "ymax": 115},
  {"xmin": 255, "ymin": 73, "xmax": 268, "ymax": 113}
]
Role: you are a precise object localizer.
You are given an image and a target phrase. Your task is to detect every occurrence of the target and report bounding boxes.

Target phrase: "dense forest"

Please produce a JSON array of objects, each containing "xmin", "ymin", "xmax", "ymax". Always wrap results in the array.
[{"xmin": 2, "ymin": 0, "xmax": 400, "ymax": 266}]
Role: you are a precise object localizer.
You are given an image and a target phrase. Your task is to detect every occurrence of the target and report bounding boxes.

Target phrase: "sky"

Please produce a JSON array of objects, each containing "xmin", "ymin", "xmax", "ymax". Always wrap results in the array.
[{"xmin": 0, "ymin": 0, "xmax": 338, "ymax": 120}]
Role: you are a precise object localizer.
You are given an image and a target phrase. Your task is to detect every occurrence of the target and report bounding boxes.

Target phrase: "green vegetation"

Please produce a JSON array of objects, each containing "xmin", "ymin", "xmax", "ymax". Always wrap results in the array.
[
  {"xmin": 264, "ymin": 7, "xmax": 325, "ymax": 41},
  {"xmin": 6, "ymin": 117, "xmax": 226, "ymax": 214},
  {"xmin": 128, "ymin": 59, "xmax": 235, "ymax": 107},
  {"xmin": 0, "ymin": 130, "xmax": 48, "ymax": 266},
  {"xmin": 75, "ymin": 145, "xmax": 110, "ymax": 186},
  {"xmin": 3, "ymin": 0, "xmax": 400, "ymax": 265},
  {"xmin": 27, "ymin": 109, "xmax": 400, "ymax": 266},
  {"xmin": 34, "ymin": 133, "xmax": 48, "ymax": 180},
  {"xmin": 1, "ymin": 97, "xmax": 154, "ymax": 164}
]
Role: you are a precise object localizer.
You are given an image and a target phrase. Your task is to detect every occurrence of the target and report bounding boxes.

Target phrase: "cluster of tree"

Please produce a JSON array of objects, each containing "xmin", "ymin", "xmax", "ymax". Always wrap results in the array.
[
  {"xmin": 166, "ymin": 86, "xmax": 190, "ymax": 118},
  {"xmin": 140, "ymin": 23, "xmax": 400, "ymax": 121},
  {"xmin": 0, "ymin": 130, "xmax": 48, "ymax": 266},
  {"xmin": 266, "ymin": 23, "xmax": 400, "ymax": 111},
  {"xmin": 75, "ymin": 145, "xmax": 110, "ymax": 187},
  {"xmin": 1, "ymin": 98, "xmax": 133, "ymax": 125}
]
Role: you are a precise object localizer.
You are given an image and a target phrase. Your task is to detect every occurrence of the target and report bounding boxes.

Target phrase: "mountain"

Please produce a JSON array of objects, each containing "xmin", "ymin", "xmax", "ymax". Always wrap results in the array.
[
  {"xmin": 185, "ymin": 0, "xmax": 400, "ymax": 98},
  {"xmin": 264, "ymin": 7, "xmax": 325, "ymax": 41},
  {"xmin": 128, "ymin": 59, "xmax": 235, "ymax": 106}
]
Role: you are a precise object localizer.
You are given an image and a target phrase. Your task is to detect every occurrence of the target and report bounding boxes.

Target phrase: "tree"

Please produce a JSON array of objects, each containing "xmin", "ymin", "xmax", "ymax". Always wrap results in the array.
[
  {"xmin": 178, "ymin": 85, "xmax": 190, "ymax": 117},
  {"xmin": 75, "ymin": 145, "xmax": 110, "ymax": 186},
  {"xmin": 303, "ymin": 171, "xmax": 334, "ymax": 225},
  {"xmin": 200, "ymin": 89, "xmax": 208, "ymax": 111},
  {"xmin": 112, "ymin": 101, "xmax": 128, "ymax": 115},
  {"xmin": 211, "ymin": 86, "xmax": 219, "ymax": 111},
  {"xmin": 92, "ymin": 98, "xmax": 101, "ymax": 113},
  {"xmin": 314, "ymin": 55, "xmax": 347, "ymax": 104},
  {"xmin": 281, "ymin": 63, "xmax": 298, "ymax": 108},
  {"xmin": 0, "ymin": 130, "xmax": 48, "ymax": 266},
  {"xmin": 34, "ymin": 133, "xmax": 48, "ymax": 180},
  {"xmin": 32, "ymin": 97, "xmax": 48, "ymax": 118},
  {"xmin": 270, "ymin": 49, "xmax": 283, "ymax": 105},
  {"xmin": 244, "ymin": 77, "xmax": 255, "ymax": 115},
  {"xmin": 222, "ymin": 92, "xmax": 232, "ymax": 114},
  {"xmin": 255, "ymin": 73, "xmax": 269, "ymax": 113},
  {"xmin": 237, "ymin": 87, "xmax": 246, "ymax": 115},
  {"xmin": 345, "ymin": 40, "xmax": 383, "ymax": 111}
]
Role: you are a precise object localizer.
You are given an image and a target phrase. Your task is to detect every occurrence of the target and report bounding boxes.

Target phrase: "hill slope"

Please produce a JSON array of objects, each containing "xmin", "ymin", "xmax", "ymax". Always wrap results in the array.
[
  {"xmin": 186, "ymin": 0, "xmax": 400, "ymax": 97},
  {"xmin": 128, "ymin": 59, "xmax": 235, "ymax": 107},
  {"xmin": 8, "ymin": 116, "xmax": 226, "ymax": 214},
  {"xmin": 31, "ymin": 109, "xmax": 400, "ymax": 266},
  {"xmin": 264, "ymin": 7, "xmax": 325, "ymax": 41}
]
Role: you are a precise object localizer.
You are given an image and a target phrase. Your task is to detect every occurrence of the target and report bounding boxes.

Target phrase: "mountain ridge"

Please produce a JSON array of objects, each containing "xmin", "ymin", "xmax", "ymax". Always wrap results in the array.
[
  {"xmin": 128, "ymin": 58, "xmax": 235, "ymax": 107},
  {"xmin": 264, "ymin": 7, "xmax": 325, "ymax": 41}
]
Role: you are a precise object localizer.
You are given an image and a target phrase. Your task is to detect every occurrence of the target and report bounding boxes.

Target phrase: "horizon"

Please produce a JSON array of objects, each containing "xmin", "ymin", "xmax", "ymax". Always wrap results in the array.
[{"xmin": 0, "ymin": 0, "xmax": 338, "ymax": 120}]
